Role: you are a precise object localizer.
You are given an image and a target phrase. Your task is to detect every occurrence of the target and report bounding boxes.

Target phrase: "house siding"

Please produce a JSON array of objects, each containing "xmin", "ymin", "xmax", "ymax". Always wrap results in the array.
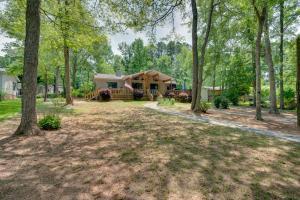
[
  {"xmin": 0, "ymin": 72, "xmax": 18, "ymax": 99},
  {"xmin": 95, "ymin": 79, "xmax": 125, "ymax": 89}
]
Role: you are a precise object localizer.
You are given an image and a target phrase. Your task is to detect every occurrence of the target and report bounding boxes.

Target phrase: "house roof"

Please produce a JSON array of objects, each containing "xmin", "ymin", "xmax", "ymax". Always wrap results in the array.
[
  {"xmin": 94, "ymin": 73, "xmax": 124, "ymax": 80},
  {"xmin": 123, "ymin": 70, "xmax": 173, "ymax": 82},
  {"xmin": 94, "ymin": 70, "xmax": 174, "ymax": 82}
]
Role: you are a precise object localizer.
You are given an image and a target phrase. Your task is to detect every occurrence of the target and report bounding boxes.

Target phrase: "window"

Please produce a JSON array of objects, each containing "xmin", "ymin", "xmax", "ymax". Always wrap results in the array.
[
  {"xmin": 107, "ymin": 82, "xmax": 118, "ymax": 88},
  {"xmin": 132, "ymin": 83, "xmax": 143, "ymax": 89}
]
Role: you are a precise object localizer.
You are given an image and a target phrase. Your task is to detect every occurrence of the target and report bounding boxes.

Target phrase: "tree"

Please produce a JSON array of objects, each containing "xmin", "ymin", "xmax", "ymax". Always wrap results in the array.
[
  {"xmin": 194, "ymin": 0, "xmax": 216, "ymax": 112},
  {"xmin": 252, "ymin": 0, "xmax": 267, "ymax": 120},
  {"xmin": 190, "ymin": 0, "xmax": 199, "ymax": 110},
  {"xmin": 279, "ymin": 0, "xmax": 284, "ymax": 109},
  {"xmin": 297, "ymin": 35, "xmax": 300, "ymax": 127},
  {"xmin": 15, "ymin": 0, "xmax": 41, "ymax": 135},
  {"xmin": 264, "ymin": 4, "xmax": 278, "ymax": 114}
]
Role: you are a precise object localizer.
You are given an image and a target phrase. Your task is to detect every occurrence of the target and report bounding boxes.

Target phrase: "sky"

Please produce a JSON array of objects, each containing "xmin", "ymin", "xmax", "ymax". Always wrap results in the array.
[{"xmin": 0, "ymin": 11, "xmax": 191, "ymax": 56}]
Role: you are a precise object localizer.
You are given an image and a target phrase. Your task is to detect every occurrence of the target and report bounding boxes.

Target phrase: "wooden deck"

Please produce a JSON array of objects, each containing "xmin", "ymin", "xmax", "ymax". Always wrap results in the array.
[{"xmin": 84, "ymin": 88, "xmax": 161, "ymax": 101}]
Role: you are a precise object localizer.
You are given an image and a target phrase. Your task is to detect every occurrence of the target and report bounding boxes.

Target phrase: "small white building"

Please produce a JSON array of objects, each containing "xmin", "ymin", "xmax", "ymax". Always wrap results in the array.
[{"xmin": 0, "ymin": 68, "xmax": 19, "ymax": 99}]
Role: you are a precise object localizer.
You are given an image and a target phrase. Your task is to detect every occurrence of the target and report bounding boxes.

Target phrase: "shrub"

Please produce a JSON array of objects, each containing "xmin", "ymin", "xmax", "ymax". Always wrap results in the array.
[
  {"xmin": 177, "ymin": 92, "xmax": 189, "ymax": 103},
  {"xmin": 133, "ymin": 90, "xmax": 144, "ymax": 100},
  {"xmin": 0, "ymin": 90, "xmax": 6, "ymax": 101},
  {"xmin": 286, "ymin": 100, "xmax": 296, "ymax": 110},
  {"xmin": 48, "ymin": 93, "xmax": 60, "ymax": 98},
  {"xmin": 38, "ymin": 115, "xmax": 61, "ymax": 130},
  {"xmin": 199, "ymin": 101, "xmax": 210, "ymax": 113},
  {"xmin": 187, "ymin": 94, "xmax": 192, "ymax": 103},
  {"xmin": 220, "ymin": 97, "xmax": 229, "ymax": 109},
  {"xmin": 214, "ymin": 96, "xmax": 229, "ymax": 109},
  {"xmin": 99, "ymin": 89, "xmax": 111, "ymax": 101},
  {"xmin": 164, "ymin": 91, "xmax": 175, "ymax": 99},
  {"xmin": 214, "ymin": 96, "xmax": 222, "ymax": 108},
  {"xmin": 72, "ymin": 89, "xmax": 84, "ymax": 98},
  {"xmin": 158, "ymin": 97, "xmax": 175, "ymax": 106}
]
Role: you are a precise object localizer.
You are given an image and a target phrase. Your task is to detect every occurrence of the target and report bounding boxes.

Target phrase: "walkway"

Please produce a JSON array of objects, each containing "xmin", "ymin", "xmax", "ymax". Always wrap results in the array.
[{"xmin": 144, "ymin": 102, "xmax": 300, "ymax": 143}]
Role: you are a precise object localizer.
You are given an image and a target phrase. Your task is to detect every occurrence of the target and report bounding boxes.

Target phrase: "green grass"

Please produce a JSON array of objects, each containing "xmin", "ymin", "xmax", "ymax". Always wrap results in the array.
[
  {"xmin": 0, "ymin": 98, "xmax": 75, "ymax": 121},
  {"xmin": 0, "ymin": 99, "xmax": 21, "ymax": 121}
]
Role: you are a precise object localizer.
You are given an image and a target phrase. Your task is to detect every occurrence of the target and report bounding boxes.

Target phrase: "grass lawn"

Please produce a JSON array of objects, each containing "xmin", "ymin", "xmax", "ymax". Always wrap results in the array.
[
  {"xmin": 0, "ymin": 99, "xmax": 21, "ymax": 121},
  {"xmin": 0, "ymin": 98, "xmax": 75, "ymax": 122},
  {"xmin": 0, "ymin": 100, "xmax": 299, "ymax": 199}
]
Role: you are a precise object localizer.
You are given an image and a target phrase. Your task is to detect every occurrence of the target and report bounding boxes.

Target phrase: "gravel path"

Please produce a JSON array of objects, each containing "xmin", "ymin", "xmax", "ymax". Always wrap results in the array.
[{"xmin": 144, "ymin": 102, "xmax": 300, "ymax": 143}]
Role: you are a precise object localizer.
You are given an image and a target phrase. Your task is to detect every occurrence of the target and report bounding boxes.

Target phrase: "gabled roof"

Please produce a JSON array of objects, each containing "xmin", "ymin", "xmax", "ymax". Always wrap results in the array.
[
  {"xmin": 94, "ymin": 73, "xmax": 124, "ymax": 80},
  {"xmin": 123, "ymin": 70, "xmax": 174, "ymax": 82}
]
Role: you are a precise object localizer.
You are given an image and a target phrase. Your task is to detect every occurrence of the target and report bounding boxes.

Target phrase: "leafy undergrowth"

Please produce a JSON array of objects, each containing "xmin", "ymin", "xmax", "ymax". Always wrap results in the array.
[{"xmin": 0, "ymin": 100, "xmax": 299, "ymax": 199}]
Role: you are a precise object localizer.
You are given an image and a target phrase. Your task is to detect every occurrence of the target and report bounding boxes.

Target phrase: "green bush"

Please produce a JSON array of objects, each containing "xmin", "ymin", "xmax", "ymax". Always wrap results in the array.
[
  {"xmin": 199, "ymin": 101, "xmax": 210, "ymax": 113},
  {"xmin": 0, "ymin": 90, "xmax": 5, "ymax": 101},
  {"xmin": 48, "ymin": 93, "xmax": 60, "ymax": 98},
  {"xmin": 214, "ymin": 96, "xmax": 222, "ymax": 108},
  {"xmin": 220, "ymin": 97, "xmax": 229, "ymax": 109},
  {"xmin": 72, "ymin": 89, "xmax": 84, "ymax": 98},
  {"xmin": 158, "ymin": 97, "xmax": 175, "ymax": 106},
  {"xmin": 38, "ymin": 115, "xmax": 61, "ymax": 130},
  {"xmin": 214, "ymin": 96, "xmax": 229, "ymax": 109}
]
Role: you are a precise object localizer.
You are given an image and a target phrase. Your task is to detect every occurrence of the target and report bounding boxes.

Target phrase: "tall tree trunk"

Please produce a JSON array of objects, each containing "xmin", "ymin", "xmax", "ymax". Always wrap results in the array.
[
  {"xmin": 72, "ymin": 50, "xmax": 78, "ymax": 89},
  {"xmin": 44, "ymin": 68, "xmax": 48, "ymax": 102},
  {"xmin": 297, "ymin": 36, "xmax": 300, "ymax": 127},
  {"xmin": 191, "ymin": 0, "xmax": 199, "ymax": 110},
  {"xmin": 54, "ymin": 66, "xmax": 60, "ymax": 95},
  {"xmin": 64, "ymin": 43, "xmax": 73, "ymax": 105},
  {"xmin": 194, "ymin": 0, "xmax": 215, "ymax": 112},
  {"xmin": 279, "ymin": 1, "xmax": 284, "ymax": 109},
  {"xmin": 264, "ymin": 7, "xmax": 278, "ymax": 114},
  {"xmin": 212, "ymin": 51, "xmax": 219, "ymax": 98},
  {"xmin": 63, "ymin": 0, "xmax": 72, "ymax": 105},
  {"xmin": 252, "ymin": 3, "xmax": 266, "ymax": 120},
  {"xmin": 15, "ymin": 0, "xmax": 41, "ymax": 135},
  {"xmin": 252, "ymin": 43, "xmax": 256, "ymax": 106}
]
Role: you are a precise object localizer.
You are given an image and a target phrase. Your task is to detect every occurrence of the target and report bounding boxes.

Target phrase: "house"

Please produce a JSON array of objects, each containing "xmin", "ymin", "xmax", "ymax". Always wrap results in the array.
[
  {"xmin": 88, "ymin": 70, "xmax": 175, "ymax": 100},
  {"xmin": 0, "ymin": 68, "xmax": 19, "ymax": 99},
  {"xmin": 86, "ymin": 69, "xmax": 222, "ymax": 101}
]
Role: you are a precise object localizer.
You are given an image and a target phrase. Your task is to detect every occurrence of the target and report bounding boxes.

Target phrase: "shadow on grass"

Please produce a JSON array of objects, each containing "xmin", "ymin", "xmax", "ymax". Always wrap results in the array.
[{"xmin": 0, "ymin": 103, "xmax": 299, "ymax": 199}]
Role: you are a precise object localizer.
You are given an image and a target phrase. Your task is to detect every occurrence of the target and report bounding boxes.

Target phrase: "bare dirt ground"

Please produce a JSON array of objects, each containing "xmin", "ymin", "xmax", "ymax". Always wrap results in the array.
[
  {"xmin": 0, "ymin": 100, "xmax": 300, "ymax": 200},
  {"xmin": 167, "ymin": 103, "xmax": 299, "ymax": 136}
]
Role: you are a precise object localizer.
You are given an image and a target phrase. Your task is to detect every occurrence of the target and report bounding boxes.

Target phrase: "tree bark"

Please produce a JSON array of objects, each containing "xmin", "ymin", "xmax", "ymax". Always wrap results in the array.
[
  {"xmin": 252, "ymin": 2, "xmax": 266, "ymax": 121},
  {"xmin": 252, "ymin": 43, "xmax": 256, "ymax": 106},
  {"xmin": 15, "ymin": 0, "xmax": 41, "ymax": 135},
  {"xmin": 72, "ymin": 50, "xmax": 78, "ymax": 89},
  {"xmin": 279, "ymin": 1, "xmax": 284, "ymax": 109},
  {"xmin": 44, "ymin": 68, "xmax": 48, "ymax": 102},
  {"xmin": 64, "ymin": 43, "xmax": 73, "ymax": 105},
  {"xmin": 264, "ymin": 7, "xmax": 278, "ymax": 114},
  {"xmin": 191, "ymin": 0, "xmax": 199, "ymax": 110},
  {"xmin": 297, "ymin": 36, "xmax": 300, "ymax": 127},
  {"xmin": 54, "ymin": 66, "xmax": 60, "ymax": 95},
  {"xmin": 194, "ymin": 0, "xmax": 215, "ymax": 112},
  {"xmin": 63, "ymin": 0, "xmax": 72, "ymax": 105}
]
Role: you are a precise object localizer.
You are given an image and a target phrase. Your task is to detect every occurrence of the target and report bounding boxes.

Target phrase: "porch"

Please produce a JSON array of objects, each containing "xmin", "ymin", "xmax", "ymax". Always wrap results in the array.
[{"xmin": 85, "ymin": 88, "xmax": 161, "ymax": 101}]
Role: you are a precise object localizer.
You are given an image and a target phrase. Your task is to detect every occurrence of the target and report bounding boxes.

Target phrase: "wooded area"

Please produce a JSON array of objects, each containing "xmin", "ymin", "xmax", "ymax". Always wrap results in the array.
[{"xmin": 0, "ymin": 0, "xmax": 299, "ymax": 134}]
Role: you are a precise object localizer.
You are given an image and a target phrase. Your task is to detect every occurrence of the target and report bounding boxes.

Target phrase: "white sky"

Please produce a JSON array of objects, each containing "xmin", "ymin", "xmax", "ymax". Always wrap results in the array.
[{"xmin": 0, "ymin": 11, "xmax": 191, "ymax": 56}]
